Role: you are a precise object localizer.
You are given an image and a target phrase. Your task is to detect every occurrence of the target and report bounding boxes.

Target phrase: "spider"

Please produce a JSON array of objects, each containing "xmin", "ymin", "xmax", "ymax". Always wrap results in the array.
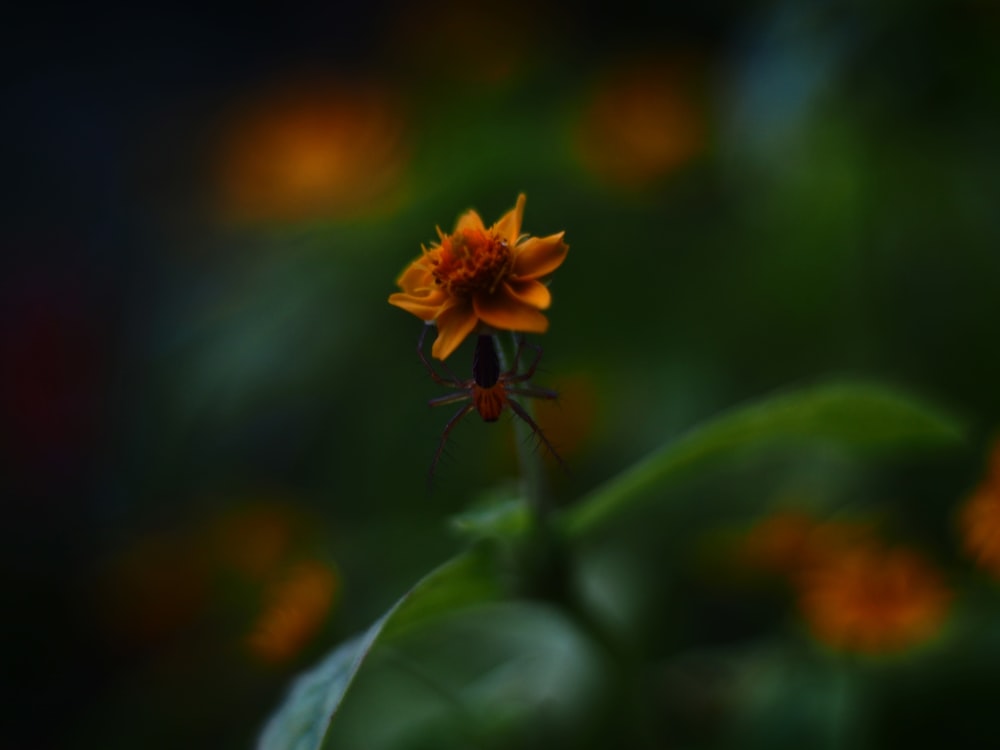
[{"xmin": 416, "ymin": 323, "xmax": 565, "ymax": 481}]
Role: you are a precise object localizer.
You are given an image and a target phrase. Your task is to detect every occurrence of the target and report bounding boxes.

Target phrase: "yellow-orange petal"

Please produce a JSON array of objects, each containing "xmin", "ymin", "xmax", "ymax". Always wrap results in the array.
[
  {"xmin": 432, "ymin": 302, "xmax": 478, "ymax": 360},
  {"xmin": 388, "ymin": 291, "xmax": 447, "ymax": 320},
  {"xmin": 473, "ymin": 289, "xmax": 550, "ymax": 333},
  {"xmin": 396, "ymin": 261, "xmax": 434, "ymax": 293},
  {"xmin": 512, "ymin": 232, "xmax": 568, "ymax": 279},
  {"xmin": 492, "ymin": 193, "xmax": 526, "ymax": 246},
  {"xmin": 454, "ymin": 208, "xmax": 486, "ymax": 234},
  {"xmin": 503, "ymin": 278, "xmax": 551, "ymax": 310}
]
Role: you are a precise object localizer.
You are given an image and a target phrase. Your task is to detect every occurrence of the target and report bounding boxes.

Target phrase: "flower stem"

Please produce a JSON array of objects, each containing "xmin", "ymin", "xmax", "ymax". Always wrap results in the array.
[
  {"xmin": 494, "ymin": 331, "xmax": 569, "ymax": 608},
  {"xmin": 494, "ymin": 332, "xmax": 550, "ymax": 521}
]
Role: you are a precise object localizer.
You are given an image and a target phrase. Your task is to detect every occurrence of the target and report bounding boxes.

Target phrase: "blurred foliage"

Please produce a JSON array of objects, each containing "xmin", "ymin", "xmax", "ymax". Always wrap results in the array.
[
  {"xmin": 4, "ymin": 0, "xmax": 1000, "ymax": 748},
  {"xmin": 261, "ymin": 382, "xmax": 964, "ymax": 749}
]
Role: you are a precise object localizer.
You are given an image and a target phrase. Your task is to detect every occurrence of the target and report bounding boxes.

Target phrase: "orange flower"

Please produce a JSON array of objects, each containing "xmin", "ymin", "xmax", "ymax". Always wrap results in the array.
[
  {"xmin": 797, "ymin": 545, "xmax": 950, "ymax": 654},
  {"xmin": 959, "ymin": 483, "xmax": 1000, "ymax": 579},
  {"xmin": 575, "ymin": 56, "xmax": 707, "ymax": 188},
  {"xmin": 246, "ymin": 560, "xmax": 339, "ymax": 664},
  {"xmin": 741, "ymin": 510, "xmax": 874, "ymax": 576},
  {"xmin": 214, "ymin": 81, "xmax": 409, "ymax": 224},
  {"xmin": 388, "ymin": 194, "xmax": 568, "ymax": 360},
  {"xmin": 957, "ymin": 437, "xmax": 1000, "ymax": 578}
]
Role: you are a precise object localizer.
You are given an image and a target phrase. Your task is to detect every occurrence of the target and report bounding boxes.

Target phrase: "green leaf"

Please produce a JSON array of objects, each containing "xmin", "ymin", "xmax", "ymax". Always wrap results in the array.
[
  {"xmin": 258, "ymin": 546, "xmax": 505, "ymax": 750},
  {"xmin": 324, "ymin": 602, "xmax": 606, "ymax": 750},
  {"xmin": 563, "ymin": 381, "xmax": 965, "ymax": 537},
  {"xmin": 724, "ymin": 643, "xmax": 863, "ymax": 750},
  {"xmin": 257, "ymin": 625, "xmax": 384, "ymax": 750},
  {"xmin": 449, "ymin": 497, "xmax": 532, "ymax": 542}
]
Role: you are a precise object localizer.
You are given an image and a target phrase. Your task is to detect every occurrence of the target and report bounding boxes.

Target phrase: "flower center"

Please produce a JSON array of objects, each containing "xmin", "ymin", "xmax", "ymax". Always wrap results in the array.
[{"xmin": 430, "ymin": 229, "xmax": 512, "ymax": 296}]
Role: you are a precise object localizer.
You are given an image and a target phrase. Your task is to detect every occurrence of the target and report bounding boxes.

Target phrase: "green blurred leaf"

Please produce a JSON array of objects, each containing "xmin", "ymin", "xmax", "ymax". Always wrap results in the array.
[
  {"xmin": 723, "ymin": 643, "xmax": 862, "ymax": 750},
  {"xmin": 258, "ymin": 546, "xmax": 505, "ymax": 750},
  {"xmin": 563, "ymin": 381, "xmax": 965, "ymax": 537},
  {"xmin": 449, "ymin": 497, "xmax": 532, "ymax": 542},
  {"xmin": 257, "ymin": 628, "xmax": 382, "ymax": 750},
  {"xmin": 325, "ymin": 602, "xmax": 606, "ymax": 750}
]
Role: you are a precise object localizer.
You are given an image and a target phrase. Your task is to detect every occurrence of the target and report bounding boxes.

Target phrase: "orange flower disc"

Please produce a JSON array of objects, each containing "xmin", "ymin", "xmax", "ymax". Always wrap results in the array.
[{"xmin": 389, "ymin": 193, "xmax": 568, "ymax": 360}]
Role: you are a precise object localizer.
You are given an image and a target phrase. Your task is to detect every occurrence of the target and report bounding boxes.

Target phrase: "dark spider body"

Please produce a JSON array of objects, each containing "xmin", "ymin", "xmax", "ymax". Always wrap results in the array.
[
  {"xmin": 416, "ymin": 325, "xmax": 564, "ymax": 479},
  {"xmin": 471, "ymin": 334, "xmax": 505, "ymax": 422}
]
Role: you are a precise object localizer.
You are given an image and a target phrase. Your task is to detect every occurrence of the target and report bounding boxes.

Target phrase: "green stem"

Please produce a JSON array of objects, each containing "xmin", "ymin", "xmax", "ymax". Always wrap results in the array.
[
  {"xmin": 494, "ymin": 331, "xmax": 570, "ymax": 608},
  {"xmin": 494, "ymin": 336, "xmax": 651, "ymax": 743},
  {"xmin": 494, "ymin": 332, "xmax": 549, "ymax": 521}
]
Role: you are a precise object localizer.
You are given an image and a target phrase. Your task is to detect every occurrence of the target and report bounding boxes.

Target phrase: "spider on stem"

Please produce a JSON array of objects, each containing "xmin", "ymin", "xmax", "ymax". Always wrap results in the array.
[{"xmin": 416, "ymin": 324, "xmax": 565, "ymax": 482}]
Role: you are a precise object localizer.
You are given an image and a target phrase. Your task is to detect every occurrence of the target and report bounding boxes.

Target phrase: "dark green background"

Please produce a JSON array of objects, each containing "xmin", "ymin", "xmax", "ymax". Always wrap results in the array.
[{"xmin": 4, "ymin": 0, "xmax": 999, "ymax": 747}]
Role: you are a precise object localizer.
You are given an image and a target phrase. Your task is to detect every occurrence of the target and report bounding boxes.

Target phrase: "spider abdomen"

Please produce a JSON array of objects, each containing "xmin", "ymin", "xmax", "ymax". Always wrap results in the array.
[
  {"xmin": 473, "ymin": 384, "xmax": 507, "ymax": 422},
  {"xmin": 472, "ymin": 335, "xmax": 501, "ymax": 388}
]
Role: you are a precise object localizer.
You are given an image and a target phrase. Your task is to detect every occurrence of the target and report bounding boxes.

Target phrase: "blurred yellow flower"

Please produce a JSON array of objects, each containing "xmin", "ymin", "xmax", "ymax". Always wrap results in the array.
[
  {"xmin": 798, "ymin": 545, "xmax": 950, "ymax": 654},
  {"xmin": 389, "ymin": 194, "xmax": 568, "ymax": 360}
]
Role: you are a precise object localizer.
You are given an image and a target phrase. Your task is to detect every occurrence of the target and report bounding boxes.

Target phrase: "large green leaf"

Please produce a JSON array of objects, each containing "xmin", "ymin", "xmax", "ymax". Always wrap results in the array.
[
  {"xmin": 260, "ymin": 381, "xmax": 964, "ymax": 748},
  {"xmin": 563, "ymin": 381, "xmax": 965, "ymax": 537},
  {"xmin": 323, "ymin": 601, "xmax": 606, "ymax": 750},
  {"xmin": 258, "ymin": 547, "xmax": 504, "ymax": 750}
]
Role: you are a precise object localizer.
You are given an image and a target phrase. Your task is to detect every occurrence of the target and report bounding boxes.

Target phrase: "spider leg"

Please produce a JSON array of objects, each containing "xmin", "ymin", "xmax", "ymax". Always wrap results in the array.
[
  {"xmin": 508, "ymin": 340, "xmax": 545, "ymax": 383},
  {"xmin": 417, "ymin": 323, "xmax": 464, "ymax": 387},
  {"xmin": 507, "ymin": 332, "xmax": 527, "ymax": 376},
  {"xmin": 506, "ymin": 385, "xmax": 558, "ymax": 401},
  {"xmin": 429, "ymin": 391, "xmax": 473, "ymax": 408},
  {"xmin": 429, "ymin": 402, "xmax": 476, "ymax": 487},
  {"xmin": 507, "ymin": 397, "xmax": 567, "ymax": 474}
]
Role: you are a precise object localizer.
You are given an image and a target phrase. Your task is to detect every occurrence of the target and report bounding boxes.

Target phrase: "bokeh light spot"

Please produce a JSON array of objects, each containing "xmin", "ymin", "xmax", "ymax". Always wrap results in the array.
[
  {"xmin": 210, "ymin": 502, "xmax": 297, "ymax": 581},
  {"xmin": 798, "ymin": 545, "xmax": 951, "ymax": 654},
  {"xmin": 533, "ymin": 373, "xmax": 599, "ymax": 463},
  {"xmin": 958, "ymin": 438, "xmax": 1000, "ymax": 580},
  {"xmin": 575, "ymin": 55, "xmax": 708, "ymax": 188},
  {"xmin": 246, "ymin": 560, "xmax": 340, "ymax": 664},
  {"xmin": 383, "ymin": 0, "xmax": 549, "ymax": 84},
  {"xmin": 214, "ymin": 80, "xmax": 410, "ymax": 224},
  {"xmin": 97, "ymin": 532, "xmax": 211, "ymax": 648}
]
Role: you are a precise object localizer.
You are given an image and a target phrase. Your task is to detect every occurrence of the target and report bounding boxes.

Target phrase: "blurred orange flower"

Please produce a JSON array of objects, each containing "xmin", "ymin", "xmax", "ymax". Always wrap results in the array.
[
  {"xmin": 740, "ymin": 510, "xmax": 950, "ymax": 653},
  {"xmin": 383, "ymin": 0, "xmax": 547, "ymax": 85},
  {"xmin": 797, "ymin": 545, "xmax": 950, "ymax": 654},
  {"xmin": 959, "ymin": 484, "xmax": 1000, "ymax": 578},
  {"xmin": 958, "ymin": 438, "xmax": 1000, "ymax": 578},
  {"xmin": 389, "ymin": 194, "xmax": 568, "ymax": 360},
  {"xmin": 532, "ymin": 373, "xmax": 598, "ymax": 462},
  {"xmin": 741, "ymin": 510, "xmax": 873, "ymax": 576},
  {"xmin": 246, "ymin": 560, "xmax": 339, "ymax": 664},
  {"xmin": 210, "ymin": 502, "xmax": 297, "ymax": 580},
  {"xmin": 575, "ymin": 56, "xmax": 707, "ymax": 188},
  {"xmin": 96, "ymin": 531, "xmax": 211, "ymax": 647},
  {"xmin": 214, "ymin": 81, "xmax": 408, "ymax": 223}
]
